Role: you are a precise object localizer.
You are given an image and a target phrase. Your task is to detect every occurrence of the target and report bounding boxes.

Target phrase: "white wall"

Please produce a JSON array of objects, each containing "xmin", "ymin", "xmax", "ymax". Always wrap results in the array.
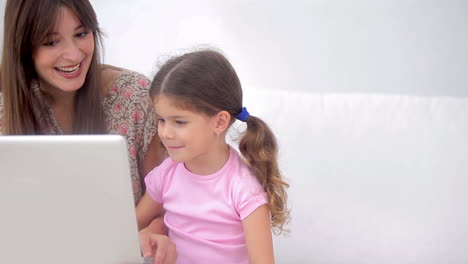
[
  {"xmin": 2, "ymin": 0, "xmax": 468, "ymax": 263},
  {"xmin": 91, "ymin": 0, "xmax": 468, "ymax": 97}
]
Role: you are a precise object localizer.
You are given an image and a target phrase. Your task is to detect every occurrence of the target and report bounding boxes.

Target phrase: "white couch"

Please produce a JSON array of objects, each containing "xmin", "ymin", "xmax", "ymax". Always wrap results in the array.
[{"xmin": 242, "ymin": 89, "xmax": 468, "ymax": 263}]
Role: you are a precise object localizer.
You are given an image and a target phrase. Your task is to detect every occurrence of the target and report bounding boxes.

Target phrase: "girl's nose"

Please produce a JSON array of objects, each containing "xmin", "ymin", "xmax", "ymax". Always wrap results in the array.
[{"xmin": 159, "ymin": 124, "xmax": 175, "ymax": 140}]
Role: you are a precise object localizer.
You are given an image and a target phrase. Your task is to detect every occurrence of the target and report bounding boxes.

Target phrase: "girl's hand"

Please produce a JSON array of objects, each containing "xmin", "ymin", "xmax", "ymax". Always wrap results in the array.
[{"xmin": 139, "ymin": 229, "xmax": 177, "ymax": 264}]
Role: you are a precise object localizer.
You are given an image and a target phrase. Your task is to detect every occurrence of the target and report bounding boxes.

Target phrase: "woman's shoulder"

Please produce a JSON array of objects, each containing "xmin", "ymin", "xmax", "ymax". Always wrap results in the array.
[
  {"xmin": 99, "ymin": 65, "xmax": 157, "ymax": 145},
  {"xmin": 100, "ymin": 64, "xmax": 150, "ymax": 95}
]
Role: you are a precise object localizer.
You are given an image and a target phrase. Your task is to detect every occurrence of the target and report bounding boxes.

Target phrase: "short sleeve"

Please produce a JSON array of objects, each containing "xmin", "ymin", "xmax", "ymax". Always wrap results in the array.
[
  {"xmin": 233, "ymin": 173, "xmax": 268, "ymax": 220},
  {"xmin": 144, "ymin": 157, "xmax": 173, "ymax": 203}
]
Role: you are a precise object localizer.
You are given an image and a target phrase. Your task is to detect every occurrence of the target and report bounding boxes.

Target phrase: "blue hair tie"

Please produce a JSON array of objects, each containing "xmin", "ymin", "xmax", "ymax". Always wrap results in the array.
[{"xmin": 236, "ymin": 107, "xmax": 250, "ymax": 122}]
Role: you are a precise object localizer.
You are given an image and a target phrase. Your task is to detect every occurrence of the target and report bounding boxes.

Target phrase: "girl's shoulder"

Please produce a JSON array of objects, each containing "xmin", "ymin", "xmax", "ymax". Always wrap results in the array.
[
  {"xmin": 156, "ymin": 157, "xmax": 177, "ymax": 171},
  {"xmin": 228, "ymin": 150, "xmax": 267, "ymax": 219},
  {"xmin": 146, "ymin": 157, "xmax": 179, "ymax": 181},
  {"xmin": 227, "ymin": 147, "xmax": 262, "ymax": 188}
]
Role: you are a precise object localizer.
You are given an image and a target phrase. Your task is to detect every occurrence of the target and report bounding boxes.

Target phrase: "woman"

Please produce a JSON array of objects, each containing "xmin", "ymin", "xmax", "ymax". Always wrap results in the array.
[{"xmin": 0, "ymin": 0, "xmax": 175, "ymax": 262}]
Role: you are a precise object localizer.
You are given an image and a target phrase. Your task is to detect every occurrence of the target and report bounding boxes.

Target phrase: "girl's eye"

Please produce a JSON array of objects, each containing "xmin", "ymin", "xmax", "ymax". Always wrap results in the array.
[
  {"xmin": 156, "ymin": 119, "xmax": 164, "ymax": 128},
  {"xmin": 175, "ymin": 120, "xmax": 187, "ymax": 125},
  {"xmin": 75, "ymin": 31, "xmax": 89, "ymax": 38}
]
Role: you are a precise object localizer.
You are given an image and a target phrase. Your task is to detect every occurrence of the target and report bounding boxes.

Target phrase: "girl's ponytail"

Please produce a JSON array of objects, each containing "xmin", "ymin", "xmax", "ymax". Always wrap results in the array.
[{"xmin": 238, "ymin": 113, "xmax": 290, "ymax": 234}]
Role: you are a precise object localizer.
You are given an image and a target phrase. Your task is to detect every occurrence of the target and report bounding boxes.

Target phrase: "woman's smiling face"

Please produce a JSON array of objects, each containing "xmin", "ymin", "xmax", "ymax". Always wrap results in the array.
[{"xmin": 33, "ymin": 6, "xmax": 95, "ymax": 94}]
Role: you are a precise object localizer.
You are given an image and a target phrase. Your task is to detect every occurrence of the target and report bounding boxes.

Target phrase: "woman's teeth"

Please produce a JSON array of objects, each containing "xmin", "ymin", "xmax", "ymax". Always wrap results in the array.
[{"xmin": 56, "ymin": 63, "xmax": 80, "ymax": 73}]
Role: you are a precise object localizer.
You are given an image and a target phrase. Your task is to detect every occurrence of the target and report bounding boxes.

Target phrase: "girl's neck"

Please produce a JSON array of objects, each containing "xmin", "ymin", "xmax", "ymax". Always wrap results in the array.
[{"xmin": 184, "ymin": 142, "xmax": 230, "ymax": 176}]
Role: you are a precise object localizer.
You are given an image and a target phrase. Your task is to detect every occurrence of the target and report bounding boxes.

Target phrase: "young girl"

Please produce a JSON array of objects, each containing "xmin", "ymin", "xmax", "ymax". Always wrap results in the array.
[{"xmin": 136, "ymin": 50, "xmax": 290, "ymax": 264}]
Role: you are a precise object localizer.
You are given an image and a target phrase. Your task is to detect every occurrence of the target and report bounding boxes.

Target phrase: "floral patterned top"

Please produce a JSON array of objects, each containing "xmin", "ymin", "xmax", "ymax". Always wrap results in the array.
[{"xmin": 0, "ymin": 70, "xmax": 158, "ymax": 204}]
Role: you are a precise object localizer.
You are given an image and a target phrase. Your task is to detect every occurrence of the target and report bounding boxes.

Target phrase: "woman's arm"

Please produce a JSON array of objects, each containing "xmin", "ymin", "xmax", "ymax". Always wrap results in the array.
[
  {"xmin": 139, "ymin": 134, "xmax": 168, "ymax": 235},
  {"xmin": 242, "ymin": 205, "xmax": 275, "ymax": 264},
  {"xmin": 138, "ymin": 99, "xmax": 168, "ymax": 233},
  {"xmin": 141, "ymin": 134, "xmax": 167, "ymax": 177},
  {"xmin": 100, "ymin": 65, "xmax": 167, "ymax": 182}
]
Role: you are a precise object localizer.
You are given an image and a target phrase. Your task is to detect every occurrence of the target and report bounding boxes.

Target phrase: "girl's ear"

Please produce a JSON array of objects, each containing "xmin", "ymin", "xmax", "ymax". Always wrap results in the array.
[{"xmin": 213, "ymin": 110, "xmax": 231, "ymax": 134}]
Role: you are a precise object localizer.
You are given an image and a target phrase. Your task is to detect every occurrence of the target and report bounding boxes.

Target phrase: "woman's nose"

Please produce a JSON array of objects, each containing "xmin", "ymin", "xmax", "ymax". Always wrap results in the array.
[{"xmin": 61, "ymin": 40, "xmax": 82, "ymax": 62}]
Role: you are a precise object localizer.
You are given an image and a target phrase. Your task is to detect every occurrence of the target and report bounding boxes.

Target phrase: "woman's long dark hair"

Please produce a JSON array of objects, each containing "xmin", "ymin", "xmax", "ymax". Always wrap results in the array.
[
  {"xmin": 150, "ymin": 50, "xmax": 290, "ymax": 234},
  {"xmin": 0, "ymin": 0, "xmax": 106, "ymax": 134}
]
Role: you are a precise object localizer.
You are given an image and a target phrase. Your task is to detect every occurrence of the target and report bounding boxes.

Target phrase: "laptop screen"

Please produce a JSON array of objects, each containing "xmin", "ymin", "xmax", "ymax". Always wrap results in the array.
[{"xmin": 0, "ymin": 135, "xmax": 143, "ymax": 264}]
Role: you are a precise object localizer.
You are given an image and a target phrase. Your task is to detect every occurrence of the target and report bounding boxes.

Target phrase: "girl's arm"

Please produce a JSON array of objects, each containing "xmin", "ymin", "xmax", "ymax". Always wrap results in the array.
[
  {"xmin": 143, "ymin": 213, "xmax": 168, "ymax": 235},
  {"xmin": 242, "ymin": 204, "xmax": 275, "ymax": 264},
  {"xmin": 137, "ymin": 192, "xmax": 176, "ymax": 264},
  {"xmin": 136, "ymin": 191, "xmax": 164, "ymax": 231}
]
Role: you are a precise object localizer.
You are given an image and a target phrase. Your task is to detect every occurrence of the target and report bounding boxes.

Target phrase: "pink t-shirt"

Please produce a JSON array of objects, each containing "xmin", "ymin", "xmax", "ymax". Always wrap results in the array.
[{"xmin": 145, "ymin": 146, "xmax": 267, "ymax": 264}]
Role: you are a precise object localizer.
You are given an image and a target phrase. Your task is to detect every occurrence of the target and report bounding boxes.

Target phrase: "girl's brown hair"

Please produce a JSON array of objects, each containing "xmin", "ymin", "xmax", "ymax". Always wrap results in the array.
[
  {"xmin": 0, "ymin": 0, "xmax": 106, "ymax": 134},
  {"xmin": 150, "ymin": 50, "xmax": 290, "ymax": 234}
]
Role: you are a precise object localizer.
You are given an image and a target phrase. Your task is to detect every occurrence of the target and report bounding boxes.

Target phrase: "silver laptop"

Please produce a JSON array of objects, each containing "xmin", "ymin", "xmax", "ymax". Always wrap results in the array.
[{"xmin": 0, "ymin": 135, "xmax": 148, "ymax": 264}]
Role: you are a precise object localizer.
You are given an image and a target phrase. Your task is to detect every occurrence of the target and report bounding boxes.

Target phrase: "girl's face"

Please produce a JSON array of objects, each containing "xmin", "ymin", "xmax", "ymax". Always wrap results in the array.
[
  {"xmin": 32, "ymin": 6, "xmax": 95, "ymax": 94},
  {"xmin": 154, "ymin": 95, "xmax": 220, "ymax": 164}
]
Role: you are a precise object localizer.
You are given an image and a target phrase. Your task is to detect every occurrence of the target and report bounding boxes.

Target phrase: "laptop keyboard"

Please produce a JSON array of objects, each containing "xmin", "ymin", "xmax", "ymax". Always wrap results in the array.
[{"xmin": 142, "ymin": 257, "xmax": 155, "ymax": 264}]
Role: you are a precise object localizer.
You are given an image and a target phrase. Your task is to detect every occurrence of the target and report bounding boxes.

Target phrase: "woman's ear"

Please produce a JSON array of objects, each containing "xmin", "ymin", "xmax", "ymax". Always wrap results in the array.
[{"xmin": 213, "ymin": 111, "xmax": 231, "ymax": 135}]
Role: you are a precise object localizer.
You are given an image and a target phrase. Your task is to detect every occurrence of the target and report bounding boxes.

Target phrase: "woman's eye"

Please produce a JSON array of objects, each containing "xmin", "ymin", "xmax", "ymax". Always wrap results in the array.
[
  {"xmin": 43, "ymin": 40, "xmax": 58, "ymax": 47},
  {"xmin": 175, "ymin": 120, "xmax": 187, "ymax": 125},
  {"xmin": 75, "ymin": 31, "xmax": 89, "ymax": 38}
]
